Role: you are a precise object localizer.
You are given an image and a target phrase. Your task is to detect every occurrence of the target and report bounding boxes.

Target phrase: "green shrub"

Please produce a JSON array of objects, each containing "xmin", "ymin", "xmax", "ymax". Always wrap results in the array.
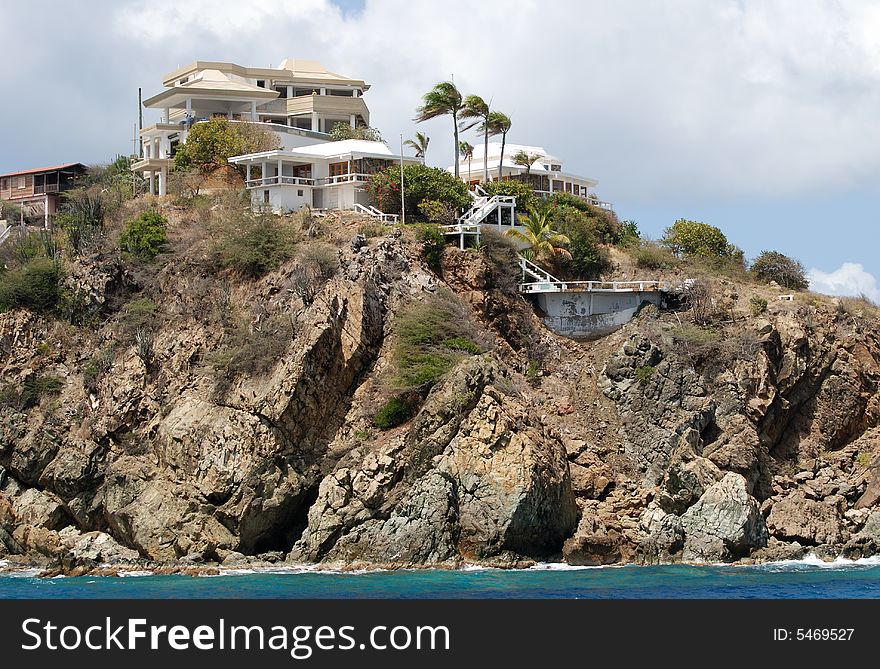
[
  {"xmin": 662, "ymin": 219, "xmax": 731, "ymax": 258},
  {"xmin": 635, "ymin": 365, "xmax": 656, "ymax": 384},
  {"xmin": 670, "ymin": 324, "xmax": 720, "ymax": 346},
  {"xmin": 119, "ymin": 298, "xmax": 157, "ymax": 334},
  {"xmin": 632, "ymin": 242, "xmax": 679, "ymax": 270},
  {"xmin": 417, "ymin": 199, "xmax": 457, "ymax": 225},
  {"xmin": 617, "ymin": 220, "xmax": 641, "ymax": 248},
  {"xmin": 121, "ymin": 210, "xmax": 168, "ymax": 260},
  {"xmin": 0, "ymin": 257, "xmax": 61, "ymax": 313},
  {"xmin": 749, "ymin": 296, "xmax": 768, "ymax": 316},
  {"xmin": 1, "ymin": 374, "xmax": 64, "ymax": 410},
  {"xmin": 750, "ymin": 250, "xmax": 809, "ymax": 290},
  {"xmin": 368, "ymin": 164, "xmax": 470, "ymax": 218},
  {"xmin": 549, "ymin": 192, "xmax": 621, "ymax": 243},
  {"xmin": 482, "ymin": 180, "xmax": 537, "ymax": 212},
  {"xmin": 547, "ymin": 205, "xmax": 610, "ymax": 279},
  {"xmin": 392, "ymin": 295, "xmax": 482, "ymax": 389},
  {"xmin": 173, "ymin": 118, "xmax": 280, "ymax": 172},
  {"xmin": 329, "ymin": 123, "xmax": 383, "ymax": 142},
  {"xmin": 211, "ymin": 213, "xmax": 297, "ymax": 278},
  {"xmin": 373, "ymin": 394, "xmax": 418, "ymax": 429},
  {"xmin": 442, "ymin": 337, "xmax": 482, "ymax": 354},
  {"xmin": 416, "ymin": 224, "xmax": 445, "ymax": 272}
]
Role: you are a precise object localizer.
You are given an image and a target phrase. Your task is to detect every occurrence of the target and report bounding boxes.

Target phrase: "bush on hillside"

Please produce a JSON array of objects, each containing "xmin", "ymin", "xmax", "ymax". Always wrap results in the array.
[
  {"xmin": 329, "ymin": 122, "xmax": 384, "ymax": 142},
  {"xmin": 482, "ymin": 180, "xmax": 537, "ymax": 213},
  {"xmin": 372, "ymin": 394, "xmax": 419, "ymax": 429},
  {"xmin": 417, "ymin": 199, "xmax": 457, "ymax": 225},
  {"xmin": 549, "ymin": 192, "xmax": 622, "ymax": 244},
  {"xmin": 632, "ymin": 241, "xmax": 680, "ymax": 270},
  {"xmin": 416, "ymin": 224, "xmax": 446, "ymax": 272},
  {"xmin": 0, "ymin": 257, "xmax": 62, "ymax": 313},
  {"xmin": 121, "ymin": 210, "xmax": 168, "ymax": 260},
  {"xmin": 210, "ymin": 212, "xmax": 297, "ymax": 278},
  {"xmin": 368, "ymin": 164, "xmax": 470, "ymax": 219},
  {"xmin": 662, "ymin": 218, "xmax": 732, "ymax": 258},
  {"xmin": 750, "ymin": 250, "xmax": 809, "ymax": 290},
  {"xmin": 392, "ymin": 294, "xmax": 483, "ymax": 389},
  {"xmin": 173, "ymin": 118, "xmax": 280, "ymax": 172},
  {"xmin": 547, "ymin": 205, "xmax": 610, "ymax": 280}
]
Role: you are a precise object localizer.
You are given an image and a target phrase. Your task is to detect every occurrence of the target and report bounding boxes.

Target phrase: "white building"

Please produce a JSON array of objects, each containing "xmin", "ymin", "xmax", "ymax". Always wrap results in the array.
[
  {"xmin": 131, "ymin": 59, "xmax": 374, "ymax": 196},
  {"xmin": 451, "ymin": 142, "xmax": 611, "ymax": 210},
  {"xmin": 228, "ymin": 139, "xmax": 420, "ymax": 214}
]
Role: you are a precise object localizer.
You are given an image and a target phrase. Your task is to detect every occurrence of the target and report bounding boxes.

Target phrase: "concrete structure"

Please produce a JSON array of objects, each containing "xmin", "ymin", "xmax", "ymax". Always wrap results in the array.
[
  {"xmin": 530, "ymin": 287, "xmax": 664, "ymax": 339},
  {"xmin": 0, "ymin": 163, "xmax": 87, "ymax": 226},
  {"xmin": 131, "ymin": 59, "xmax": 372, "ymax": 196},
  {"xmin": 449, "ymin": 142, "xmax": 612, "ymax": 211},
  {"xmin": 228, "ymin": 139, "xmax": 421, "ymax": 214}
]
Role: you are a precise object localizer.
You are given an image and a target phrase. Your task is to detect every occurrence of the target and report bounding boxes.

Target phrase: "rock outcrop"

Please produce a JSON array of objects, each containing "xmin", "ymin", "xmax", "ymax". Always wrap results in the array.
[{"xmin": 1, "ymin": 206, "xmax": 879, "ymax": 572}]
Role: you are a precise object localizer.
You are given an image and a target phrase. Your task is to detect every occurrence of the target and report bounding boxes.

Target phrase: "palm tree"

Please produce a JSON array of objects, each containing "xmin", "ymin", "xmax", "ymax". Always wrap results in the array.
[
  {"xmin": 404, "ymin": 131, "xmax": 430, "ymax": 159},
  {"xmin": 415, "ymin": 82, "xmax": 464, "ymax": 177},
  {"xmin": 459, "ymin": 141, "xmax": 474, "ymax": 184},
  {"xmin": 486, "ymin": 111, "xmax": 512, "ymax": 181},
  {"xmin": 512, "ymin": 150, "xmax": 541, "ymax": 177},
  {"xmin": 506, "ymin": 206, "xmax": 571, "ymax": 263},
  {"xmin": 458, "ymin": 94, "xmax": 491, "ymax": 183}
]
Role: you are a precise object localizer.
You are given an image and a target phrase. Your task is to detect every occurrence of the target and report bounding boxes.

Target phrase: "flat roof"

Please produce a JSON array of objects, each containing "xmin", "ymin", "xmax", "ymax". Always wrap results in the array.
[
  {"xmin": 0, "ymin": 162, "xmax": 87, "ymax": 179},
  {"xmin": 229, "ymin": 139, "xmax": 419, "ymax": 163},
  {"xmin": 162, "ymin": 59, "xmax": 369, "ymax": 90}
]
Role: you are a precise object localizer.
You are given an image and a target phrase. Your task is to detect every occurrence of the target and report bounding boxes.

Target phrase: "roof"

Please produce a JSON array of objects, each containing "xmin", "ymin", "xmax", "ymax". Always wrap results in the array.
[
  {"xmin": 162, "ymin": 59, "xmax": 369, "ymax": 90},
  {"xmin": 228, "ymin": 139, "xmax": 417, "ymax": 163},
  {"xmin": 0, "ymin": 162, "xmax": 87, "ymax": 179},
  {"xmin": 144, "ymin": 69, "xmax": 279, "ymax": 108}
]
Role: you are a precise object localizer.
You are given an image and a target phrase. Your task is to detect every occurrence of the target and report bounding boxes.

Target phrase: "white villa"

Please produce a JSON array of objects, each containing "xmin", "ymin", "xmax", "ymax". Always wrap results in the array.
[
  {"xmin": 228, "ymin": 139, "xmax": 420, "ymax": 213},
  {"xmin": 451, "ymin": 142, "xmax": 611, "ymax": 210},
  {"xmin": 131, "ymin": 59, "xmax": 384, "ymax": 198}
]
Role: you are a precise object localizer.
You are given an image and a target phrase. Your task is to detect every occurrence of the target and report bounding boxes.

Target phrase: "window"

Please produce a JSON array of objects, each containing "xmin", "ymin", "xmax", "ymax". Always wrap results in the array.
[
  {"xmin": 0, "ymin": 178, "xmax": 7, "ymax": 190},
  {"xmin": 275, "ymin": 86, "xmax": 288, "ymax": 98},
  {"xmin": 329, "ymin": 161, "xmax": 349, "ymax": 177},
  {"xmin": 297, "ymin": 189, "xmax": 304, "ymax": 197},
  {"xmin": 256, "ymin": 80, "xmax": 266, "ymax": 88},
  {"xmin": 263, "ymin": 190, "xmax": 270, "ymax": 204}
]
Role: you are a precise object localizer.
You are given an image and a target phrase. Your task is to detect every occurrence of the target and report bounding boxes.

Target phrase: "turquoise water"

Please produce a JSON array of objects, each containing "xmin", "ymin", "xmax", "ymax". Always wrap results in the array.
[{"xmin": 2, "ymin": 558, "xmax": 880, "ymax": 599}]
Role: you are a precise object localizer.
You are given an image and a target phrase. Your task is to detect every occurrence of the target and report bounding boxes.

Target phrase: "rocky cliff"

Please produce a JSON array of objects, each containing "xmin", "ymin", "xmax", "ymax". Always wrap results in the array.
[{"xmin": 1, "ymin": 207, "xmax": 879, "ymax": 572}]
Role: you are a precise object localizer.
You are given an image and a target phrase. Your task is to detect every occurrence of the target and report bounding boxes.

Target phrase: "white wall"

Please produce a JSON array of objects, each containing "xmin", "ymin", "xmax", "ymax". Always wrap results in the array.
[{"xmin": 253, "ymin": 185, "xmax": 313, "ymax": 213}]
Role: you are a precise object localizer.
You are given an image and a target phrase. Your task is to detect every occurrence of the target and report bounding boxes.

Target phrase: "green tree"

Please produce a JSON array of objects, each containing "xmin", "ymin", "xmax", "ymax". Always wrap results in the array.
[
  {"xmin": 368, "ymin": 164, "xmax": 470, "ymax": 218},
  {"xmin": 549, "ymin": 205, "xmax": 610, "ymax": 279},
  {"xmin": 173, "ymin": 118, "xmax": 280, "ymax": 172},
  {"xmin": 512, "ymin": 150, "xmax": 541, "ymax": 177},
  {"xmin": 482, "ymin": 179, "xmax": 536, "ymax": 212},
  {"xmin": 0, "ymin": 258, "xmax": 61, "ymax": 313},
  {"xmin": 329, "ymin": 122, "xmax": 384, "ymax": 142},
  {"xmin": 662, "ymin": 218, "xmax": 731, "ymax": 258},
  {"xmin": 120, "ymin": 210, "xmax": 168, "ymax": 260},
  {"xmin": 458, "ymin": 141, "xmax": 474, "ymax": 183},
  {"xmin": 404, "ymin": 131, "xmax": 430, "ymax": 159},
  {"xmin": 458, "ymin": 95, "xmax": 491, "ymax": 183},
  {"xmin": 414, "ymin": 82, "xmax": 464, "ymax": 178},
  {"xmin": 506, "ymin": 206, "xmax": 571, "ymax": 264},
  {"xmin": 750, "ymin": 250, "xmax": 809, "ymax": 290},
  {"xmin": 486, "ymin": 111, "xmax": 512, "ymax": 180}
]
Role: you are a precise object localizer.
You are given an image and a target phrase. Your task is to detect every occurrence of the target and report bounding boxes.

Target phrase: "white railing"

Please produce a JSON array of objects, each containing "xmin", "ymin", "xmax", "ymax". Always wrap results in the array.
[
  {"xmin": 458, "ymin": 195, "xmax": 516, "ymax": 226},
  {"xmin": 519, "ymin": 255, "xmax": 561, "ymax": 283},
  {"xmin": 322, "ymin": 173, "xmax": 372, "ymax": 186},
  {"xmin": 534, "ymin": 190, "xmax": 613, "ymax": 211},
  {"xmin": 0, "ymin": 225, "xmax": 12, "ymax": 246},
  {"xmin": 351, "ymin": 203, "xmax": 399, "ymax": 223},
  {"xmin": 520, "ymin": 278, "xmax": 670, "ymax": 294},
  {"xmin": 246, "ymin": 176, "xmax": 315, "ymax": 188}
]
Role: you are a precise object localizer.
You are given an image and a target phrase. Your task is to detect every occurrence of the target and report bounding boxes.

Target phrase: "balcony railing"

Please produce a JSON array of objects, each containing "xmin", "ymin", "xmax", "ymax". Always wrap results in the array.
[
  {"xmin": 33, "ymin": 184, "xmax": 60, "ymax": 195},
  {"xmin": 246, "ymin": 173, "xmax": 374, "ymax": 188},
  {"xmin": 534, "ymin": 190, "xmax": 613, "ymax": 211},
  {"xmin": 246, "ymin": 176, "xmax": 315, "ymax": 188}
]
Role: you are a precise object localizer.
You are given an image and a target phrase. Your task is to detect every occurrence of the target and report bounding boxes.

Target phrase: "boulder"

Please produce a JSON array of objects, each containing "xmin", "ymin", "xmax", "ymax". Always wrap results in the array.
[
  {"xmin": 657, "ymin": 454, "xmax": 722, "ymax": 515},
  {"xmin": 766, "ymin": 490, "xmax": 846, "ymax": 546},
  {"xmin": 11, "ymin": 487, "xmax": 69, "ymax": 530},
  {"xmin": 681, "ymin": 473, "xmax": 768, "ymax": 562}
]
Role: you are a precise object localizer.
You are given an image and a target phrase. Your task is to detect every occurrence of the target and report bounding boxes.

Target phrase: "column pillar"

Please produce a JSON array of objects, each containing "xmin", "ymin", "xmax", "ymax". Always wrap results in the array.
[
  {"xmin": 349, "ymin": 114, "xmax": 356, "ymax": 128},
  {"xmin": 277, "ymin": 159, "xmax": 283, "ymax": 183},
  {"xmin": 311, "ymin": 112, "xmax": 318, "ymax": 132},
  {"xmin": 163, "ymin": 108, "xmax": 169, "ymax": 123},
  {"xmin": 186, "ymin": 97, "xmax": 192, "ymax": 115},
  {"xmin": 287, "ymin": 85, "xmax": 293, "ymax": 98},
  {"xmin": 158, "ymin": 169, "xmax": 166, "ymax": 196},
  {"xmin": 148, "ymin": 171, "xmax": 155, "ymax": 195},
  {"xmin": 246, "ymin": 163, "xmax": 252, "ymax": 185},
  {"xmin": 261, "ymin": 162, "xmax": 267, "ymax": 185},
  {"xmin": 251, "ymin": 100, "xmax": 257, "ymax": 121}
]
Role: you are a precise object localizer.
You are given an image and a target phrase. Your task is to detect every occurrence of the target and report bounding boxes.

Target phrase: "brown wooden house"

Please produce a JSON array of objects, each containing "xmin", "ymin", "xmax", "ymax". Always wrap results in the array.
[{"xmin": 0, "ymin": 162, "xmax": 88, "ymax": 225}]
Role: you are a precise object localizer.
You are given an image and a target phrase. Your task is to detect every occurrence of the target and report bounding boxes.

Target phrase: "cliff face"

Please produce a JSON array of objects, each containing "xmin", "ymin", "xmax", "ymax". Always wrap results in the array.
[{"xmin": 1, "ymin": 214, "xmax": 879, "ymax": 571}]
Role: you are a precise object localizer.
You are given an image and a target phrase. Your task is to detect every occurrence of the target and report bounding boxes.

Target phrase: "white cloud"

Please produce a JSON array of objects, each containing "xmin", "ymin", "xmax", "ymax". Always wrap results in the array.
[
  {"xmin": 808, "ymin": 263, "xmax": 880, "ymax": 303},
  {"xmin": 6, "ymin": 0, "xmax": 880, "ymax": 210}
]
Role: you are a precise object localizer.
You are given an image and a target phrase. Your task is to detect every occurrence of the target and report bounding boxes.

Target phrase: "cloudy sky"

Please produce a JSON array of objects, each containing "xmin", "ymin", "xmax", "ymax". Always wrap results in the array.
[{"xmin": 2, "ymin": 0, "xmax": 878, "ymax": 300}]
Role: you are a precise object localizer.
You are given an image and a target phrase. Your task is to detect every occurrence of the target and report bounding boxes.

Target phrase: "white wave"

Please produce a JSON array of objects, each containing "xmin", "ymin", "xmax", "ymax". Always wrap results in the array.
[
  {"xmin": 116, "ymin": 570, "xmax": 156, "ymax": 578},
  {"xmin": 752, "ymin": 554, "xmax": 880, "ymax": 571}
]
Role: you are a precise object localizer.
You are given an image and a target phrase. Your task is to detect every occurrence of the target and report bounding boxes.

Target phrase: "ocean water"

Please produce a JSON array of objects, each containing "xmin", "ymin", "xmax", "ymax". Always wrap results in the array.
[{"xmin": 2, "ymin": 556, "xmax": 880, "ymax": 599}]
